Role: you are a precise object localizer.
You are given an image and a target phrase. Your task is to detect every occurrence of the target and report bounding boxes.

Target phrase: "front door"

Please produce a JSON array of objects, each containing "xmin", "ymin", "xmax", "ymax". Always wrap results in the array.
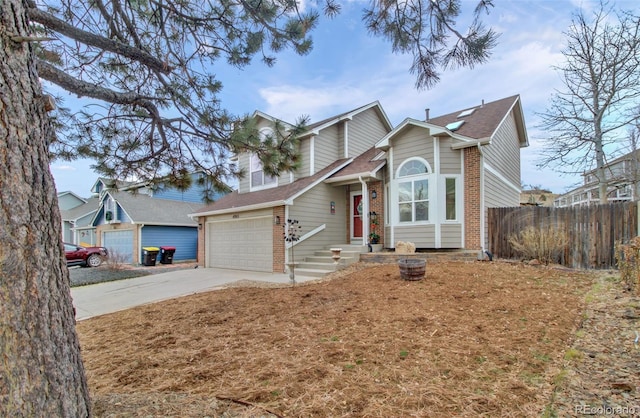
[{"xmin": 351, "ymin": 193, "xmax": 363, "ymax": 240}]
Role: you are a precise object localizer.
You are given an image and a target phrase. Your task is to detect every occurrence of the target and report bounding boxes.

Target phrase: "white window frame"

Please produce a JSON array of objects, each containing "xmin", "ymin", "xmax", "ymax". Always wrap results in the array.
[
  {"xmin": 250, "ymin": 127, "xmax": 278, "ymax": 191},
  {"xmin": 395, "ymin": 158, "xmax": 432, "ymax": 224},
  {"xmin": 440, "ymin": 175, "xmax": 462, "ymax": 223}
]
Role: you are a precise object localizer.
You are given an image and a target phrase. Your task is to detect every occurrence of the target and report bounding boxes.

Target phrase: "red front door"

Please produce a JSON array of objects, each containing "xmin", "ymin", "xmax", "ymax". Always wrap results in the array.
[{"xmin": 352, "ymin": 194, "xmax": 363, "ymax": 238}]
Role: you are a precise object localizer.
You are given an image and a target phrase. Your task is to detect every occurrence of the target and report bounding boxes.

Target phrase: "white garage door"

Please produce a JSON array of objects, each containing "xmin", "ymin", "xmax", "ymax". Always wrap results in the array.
[
  {"xmin": 103, "ymin": 230, "xmax": 134, "ymax": 264},
  {"xmin": 208, "ymin": 217, "xmax": 272, "ymax": 272}
]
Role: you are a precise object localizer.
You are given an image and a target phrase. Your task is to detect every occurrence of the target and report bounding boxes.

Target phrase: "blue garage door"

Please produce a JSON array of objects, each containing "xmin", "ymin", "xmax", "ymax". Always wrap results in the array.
[
  {"xmin": 103, "ymin": 230, "xmax": 134, "ymax": 264},
  {"xmin": 141, "ymin": 226, "xmax": 197, "ymax": 261}
]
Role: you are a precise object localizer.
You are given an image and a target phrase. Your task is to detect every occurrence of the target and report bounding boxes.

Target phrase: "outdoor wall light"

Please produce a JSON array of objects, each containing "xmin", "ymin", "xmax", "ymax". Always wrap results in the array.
[
  {"xmin": 371, "ymin": 190, "xmax": 377, "ymax": 199},
  {"xmin": 274, "ymin": 215, "xmax": 281, "ymax": 225},
  {"xmin": 198, "ymin": 223, "xmax": 203, "ymax": 230}
]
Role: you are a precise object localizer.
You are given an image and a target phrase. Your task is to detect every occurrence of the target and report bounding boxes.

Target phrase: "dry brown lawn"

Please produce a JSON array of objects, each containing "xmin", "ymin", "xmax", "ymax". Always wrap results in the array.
[{"xmin": 78, "ymin": 260, "xmax": 598, "ymax": 417}]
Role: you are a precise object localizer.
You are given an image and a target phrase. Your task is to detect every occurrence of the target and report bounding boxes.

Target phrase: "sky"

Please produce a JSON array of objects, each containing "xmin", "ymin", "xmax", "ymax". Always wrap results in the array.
[{"xmin": 50, "ymin": 0, "xmax": 638, "ymax": 197}]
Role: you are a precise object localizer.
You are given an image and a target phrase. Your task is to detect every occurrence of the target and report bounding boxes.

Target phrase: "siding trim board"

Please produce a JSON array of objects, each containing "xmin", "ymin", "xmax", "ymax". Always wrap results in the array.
[{"xmin": 485, "ymin": 163, "xmax": 521, "ymax": 194}]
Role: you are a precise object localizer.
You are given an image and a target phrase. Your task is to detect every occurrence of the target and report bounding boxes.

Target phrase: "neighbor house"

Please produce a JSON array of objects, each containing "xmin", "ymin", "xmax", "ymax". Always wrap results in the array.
[
  {"xmin": 61, "ymin": 172, "xmax": 223, "ymax": 264},
  {"xmin": 59, "ymin": 194, "xmax": 100, "ymax": 245},
  {"xmin": 554, "ymin": 149, "xmax": 640, "ymax": 207},
  {"xmin": 520, "ymin": 189, "xmax": 557, "ymax": 207},
  {"xmin": 93, "ymin": 189, "xmax": 202, "ymax": 264},
  {"xmin": 192, "ymin": 95, "xmax": 529, "ymax": 273}
]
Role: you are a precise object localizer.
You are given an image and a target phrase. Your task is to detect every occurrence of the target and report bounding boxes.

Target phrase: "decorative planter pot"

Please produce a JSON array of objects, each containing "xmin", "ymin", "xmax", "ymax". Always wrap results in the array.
[
  {"xmin": 330, "ymin": 248, "xmax": 342, "ymax": 264},
  {"xmin": 398, "ymin": 258, "xmax": 426, "ymax": 281}
]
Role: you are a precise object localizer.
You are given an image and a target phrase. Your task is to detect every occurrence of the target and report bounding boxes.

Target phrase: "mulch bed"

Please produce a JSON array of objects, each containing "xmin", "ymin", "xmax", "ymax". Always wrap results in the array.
[{"xmin": 75, "ymin": 260, "xmax": 636, "ymax": 417}]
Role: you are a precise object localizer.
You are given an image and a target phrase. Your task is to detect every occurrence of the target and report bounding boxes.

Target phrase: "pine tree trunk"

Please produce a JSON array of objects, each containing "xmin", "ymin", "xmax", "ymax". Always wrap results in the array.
[{"xmin": 0, "ymin": 1, "xmax": 92, "ymax": 416}]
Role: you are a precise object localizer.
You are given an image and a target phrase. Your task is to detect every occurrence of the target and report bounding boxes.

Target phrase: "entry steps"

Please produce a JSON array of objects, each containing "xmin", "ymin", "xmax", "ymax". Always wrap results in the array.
[{"xmin": 292, "ymin": 244, "xmax": 381, "ymax": 278}]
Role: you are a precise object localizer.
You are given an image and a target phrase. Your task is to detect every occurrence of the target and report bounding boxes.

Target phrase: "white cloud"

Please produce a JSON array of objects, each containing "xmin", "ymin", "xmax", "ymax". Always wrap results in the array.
[{"xmin": 53, "ymin": 164, "xmax": 77, "ymax": 171}]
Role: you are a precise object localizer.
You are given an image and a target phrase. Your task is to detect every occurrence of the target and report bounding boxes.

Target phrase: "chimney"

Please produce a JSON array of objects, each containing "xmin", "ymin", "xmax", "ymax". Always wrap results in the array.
[{"xmin": 425, "ymin": 108, "xmax": 430, "ymax": 122}]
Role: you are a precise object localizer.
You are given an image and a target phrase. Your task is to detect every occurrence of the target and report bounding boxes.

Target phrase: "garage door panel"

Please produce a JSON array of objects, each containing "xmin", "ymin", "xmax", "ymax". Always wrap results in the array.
[
  {"xmin": 208, "ymin": 217, "xmax": 272, "ymax": 272},
  {"xmin": 103, "ymin": 230, "xmax": 134, "ymax": 264}
]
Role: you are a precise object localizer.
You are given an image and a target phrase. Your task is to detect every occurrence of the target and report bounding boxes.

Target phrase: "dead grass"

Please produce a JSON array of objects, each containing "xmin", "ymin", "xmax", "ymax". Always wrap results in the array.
[{"xmin": 77, "ymin": 260, "xmax": 596, "ymax": 417}]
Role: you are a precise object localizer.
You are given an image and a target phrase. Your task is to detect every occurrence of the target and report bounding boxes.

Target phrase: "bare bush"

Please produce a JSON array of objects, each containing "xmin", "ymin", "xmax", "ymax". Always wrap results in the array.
[
  {"xmin": 103, "ymin": 250, "xmax": 129, "ymax": 271},
  {"xmin": 615, "ymin": 236, "xmax": 640, "ymax": 293},
  {"xmin": 509, "ymin": 225, "xmax": 568, "ymax": 265}
]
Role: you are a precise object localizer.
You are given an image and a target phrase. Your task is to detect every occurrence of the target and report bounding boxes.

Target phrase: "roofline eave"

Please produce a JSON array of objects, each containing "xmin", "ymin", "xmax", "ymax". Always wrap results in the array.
[
  {"xmin": 376, "ymin": 118, "xmax": 450, "ymax": 150},
  {"xmin": 189, "ymin": 200, "xmax": 288, "ymax": 218},
  {"xmin": 131, "ymin": 221, "xmax": 198, "ymax": 227},
  {"xmin": 450, "ymin": 137, "xmax": 492, "ymax": 150}
]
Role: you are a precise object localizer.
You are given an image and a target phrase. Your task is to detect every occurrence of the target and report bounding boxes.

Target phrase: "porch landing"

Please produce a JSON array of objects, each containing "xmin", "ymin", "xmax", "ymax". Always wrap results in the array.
[
  {"xmin": 359, "ymin": 249, "xmax": 481, "ymax": 264},
  {"xmin": 293, "ymin": 247, "xmax": 482, "ymax": 278}
]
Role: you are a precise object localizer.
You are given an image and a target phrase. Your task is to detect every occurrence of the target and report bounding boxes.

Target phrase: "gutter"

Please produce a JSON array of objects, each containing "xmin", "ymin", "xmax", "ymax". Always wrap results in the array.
[{"xmin": 189, "ymin": 200, "xmax": 288, "ymax": 218}]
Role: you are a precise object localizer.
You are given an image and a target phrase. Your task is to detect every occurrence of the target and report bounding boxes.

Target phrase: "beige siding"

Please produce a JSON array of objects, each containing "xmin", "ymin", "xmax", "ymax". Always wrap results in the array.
[
  {"xmin": 347, "ymin": 109, "xmax": 390, "ymax": 158},
  {"xmin": 314, "ymin": 124, "xmax": 341, "ymax": 173},
  {"xmin": 392, "ymin": 126, "xmax": 434, "ymax": 176},
  {"xmin": 440, "ymin": 224, "xmax": 463, "ymax": 248},
  {"xmin": 288, "ymin": 184, "xmax": 347, "ymax": 260},
  {"xmin": 439, "ymin": 137, "xmax": 462, "ymax": 174},
  {"xmin": 296, "ymin": 137, "xmax": 312, "ymax": 181},
  {"xmin": 484, "ymin": 170, "xmax": 520, "ymax": 249},
  {"xmin": 237, "ymin": 152, "xmax": 250, "ymax": 193},
  {"xmin": 205, "ymin": 208, "xmax": 273, "ymax": 271},
  {"xmin": 484, "ymin": 170, "xmax": 520, "ymax": 209},
  {"xmin": 483, "ymin": 112, "xmax": 521, "ymax": 191},
  {"xmin": 394, "ymin": 225, "xmax": 436, "ymax": 247}
]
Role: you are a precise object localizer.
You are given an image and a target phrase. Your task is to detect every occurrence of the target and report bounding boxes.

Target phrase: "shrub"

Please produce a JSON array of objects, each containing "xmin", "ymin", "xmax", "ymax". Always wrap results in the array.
[
  {"xmin": 509, "ymin": 226, "xmax": 568, "ymax": 265},
  {"xmin": 103, "ymin": 249, "xmax": 128, "ymax": 270},
  {"xmin": 615, "ymin": 236, "xmax": 640, "ymax": 293}
]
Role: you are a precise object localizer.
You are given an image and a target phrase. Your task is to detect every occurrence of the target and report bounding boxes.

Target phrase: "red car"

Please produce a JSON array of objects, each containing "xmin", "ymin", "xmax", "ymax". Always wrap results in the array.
[{"xmin": 64, "ymin": 243, "xmax": 108, "ymax": 268}]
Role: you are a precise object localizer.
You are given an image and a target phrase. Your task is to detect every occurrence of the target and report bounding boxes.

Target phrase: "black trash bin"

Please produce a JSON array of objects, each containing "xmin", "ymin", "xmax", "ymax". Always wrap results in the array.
[
  {"xmin": 160, "ymin": 246, "xmax": 176, "ymax": 264},
  {"xmin": 142, "ymin": 246, "xmax": 159, "ymax": 266}
]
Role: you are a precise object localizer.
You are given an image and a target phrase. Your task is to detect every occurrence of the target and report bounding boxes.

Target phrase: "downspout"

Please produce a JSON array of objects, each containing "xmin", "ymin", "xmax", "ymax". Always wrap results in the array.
[
  {"xmin": 476, "ymin": 143, "xmax": 486, "ymax": 254},
  {"xmin": 138, "ymin": 223, "xmax": 144, "ymax": 265},
  {"xmin": 359, "ymin": 176, "xmax": 369, "ymax": 246}
]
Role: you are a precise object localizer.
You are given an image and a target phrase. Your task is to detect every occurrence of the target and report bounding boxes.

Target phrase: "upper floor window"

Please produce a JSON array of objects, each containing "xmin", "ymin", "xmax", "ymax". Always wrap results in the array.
[
  {"xmin": 397, "ymin": 158, "xmax": 431, "ymax": 223},
  {"xmin": 250, "ymin": 128, "xmax": 277, "ymax": 190}
]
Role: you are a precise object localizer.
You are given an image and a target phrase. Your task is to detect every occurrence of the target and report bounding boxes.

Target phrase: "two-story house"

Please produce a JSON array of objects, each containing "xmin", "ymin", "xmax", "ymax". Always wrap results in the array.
[
  {"xmin": 192, "ymin": 95, "xmax": 529, "ymax": 274},
  {"xmin": 554, "ymin": 149, "xmax": 640, "ymax": 207}
]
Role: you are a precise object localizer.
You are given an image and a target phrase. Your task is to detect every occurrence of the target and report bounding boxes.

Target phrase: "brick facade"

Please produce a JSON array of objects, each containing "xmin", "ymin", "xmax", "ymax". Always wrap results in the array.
[
  {"xmin": 272, "ymin": 206, "xmax": 286, "ymax": 272},
  {"xmin": 463, "ymin": 147, "xmax": 482, "ymax": 250},
  {"xmin": 368, "ymin": 180, "xmax": 384, "ymax": 246}
]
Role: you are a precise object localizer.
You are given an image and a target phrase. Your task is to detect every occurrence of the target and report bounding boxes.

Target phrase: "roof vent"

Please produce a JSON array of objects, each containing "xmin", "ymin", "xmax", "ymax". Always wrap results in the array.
[
  {"xmin": 457, "ymin": 108, "xmax": 476, "ymax": 118},
  {"xmin": 445, "ymin": 120, "xmax": 465, "ymax": 132}
]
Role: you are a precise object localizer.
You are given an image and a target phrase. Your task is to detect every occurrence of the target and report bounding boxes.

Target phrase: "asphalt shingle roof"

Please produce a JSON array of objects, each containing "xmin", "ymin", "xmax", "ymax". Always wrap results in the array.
[
  {"xmin": 108, "ymin": 191, "xmax": 200, "ymax": 225},
  {"xmin": 60, "ymin": 196, "xmax": 100, "ymax": 221},
  {"xmin": 193, "ymin": 159, "xmax": 350, "ymax": 214},
  {"xmin": 328, "ymin": 147, "xmax": 385, "ymax": 180},
  {"xmin": 427, "ymin": 95, "xmax": 520, "ymax": 139}
]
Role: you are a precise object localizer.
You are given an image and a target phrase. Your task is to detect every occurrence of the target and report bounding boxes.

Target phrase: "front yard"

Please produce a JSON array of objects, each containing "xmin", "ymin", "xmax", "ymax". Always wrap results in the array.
[{"xmin": 76, "ymin": 260, "xmax": 639, "ymax": 417}]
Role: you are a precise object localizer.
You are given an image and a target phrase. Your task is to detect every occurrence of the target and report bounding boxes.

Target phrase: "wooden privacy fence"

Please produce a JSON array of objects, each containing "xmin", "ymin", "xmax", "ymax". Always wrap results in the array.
[{"xmin": 488, "ymin": 202, "xmax": 638, "ymax": 269}]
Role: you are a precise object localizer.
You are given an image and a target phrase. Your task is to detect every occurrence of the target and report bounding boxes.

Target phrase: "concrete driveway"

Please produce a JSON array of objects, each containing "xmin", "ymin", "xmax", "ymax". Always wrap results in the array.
[{"xmin": 71, "ymin": 267, "xmax": 317, "ymax": 321}]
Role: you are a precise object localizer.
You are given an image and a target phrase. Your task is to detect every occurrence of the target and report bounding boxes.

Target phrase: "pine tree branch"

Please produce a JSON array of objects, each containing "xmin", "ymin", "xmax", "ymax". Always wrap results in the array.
[{"xmin": 27, "ymin": 7, "xmax": 171, "ymax": 74}]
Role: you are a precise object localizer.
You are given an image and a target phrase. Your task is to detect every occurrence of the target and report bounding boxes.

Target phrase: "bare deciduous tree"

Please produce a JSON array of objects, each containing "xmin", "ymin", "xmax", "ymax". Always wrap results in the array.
[{"xmin": 537, "ymin": 2, "xmax": 640, "ymax": 204}]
